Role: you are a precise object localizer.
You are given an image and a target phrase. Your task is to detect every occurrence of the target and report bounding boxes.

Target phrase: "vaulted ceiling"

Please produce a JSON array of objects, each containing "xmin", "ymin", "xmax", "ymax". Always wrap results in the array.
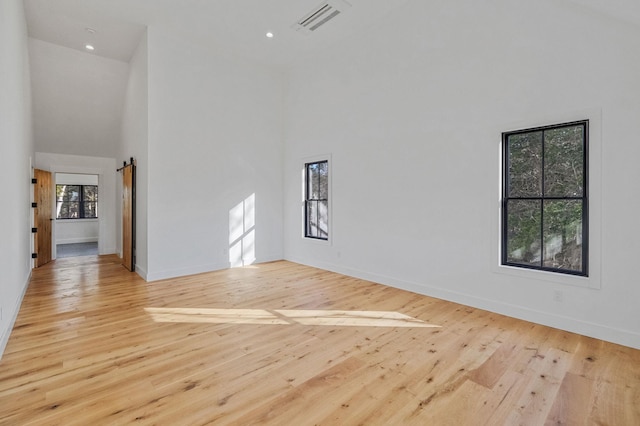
[
  {"xmin": 23, "ymin": 0, "xmax": 413, "ymax": 66},
  {"xmin": 24, "ymin": 0, "xmax": 640, "ymax": 67}
]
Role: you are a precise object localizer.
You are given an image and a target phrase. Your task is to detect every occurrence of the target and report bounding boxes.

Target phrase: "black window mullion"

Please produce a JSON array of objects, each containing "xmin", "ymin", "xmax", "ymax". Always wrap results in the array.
[
  {"xmin": 581, "ymin": 121, "xmax": 589, "ymax": 274},
  {"xmin": 540, "ymin": 129, "xmax": 545, "ymax": 268},
  {"xmin": 79, "ymin": 187, "xmax": 85, "ymax": 218},
  {"xmin": 538, "ymin": 198, "xmax": 544, "ymax": 268},
  {"xmin": 313, "ymin": 200, "xmax": 319, "ymax": 236},
  {"xmin": 305, "ymin": 164, "xmax": 311, "ymax": 237},
  {"xmin": 502, "ymin": 135, "xmax": 509, "ymax": 266}
]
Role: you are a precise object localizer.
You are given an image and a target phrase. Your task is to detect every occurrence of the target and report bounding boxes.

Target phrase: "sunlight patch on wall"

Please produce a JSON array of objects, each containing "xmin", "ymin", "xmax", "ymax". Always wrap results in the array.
[{"xmin": 229, "ymin": 193, "xmax": 255, "ymax": 267}]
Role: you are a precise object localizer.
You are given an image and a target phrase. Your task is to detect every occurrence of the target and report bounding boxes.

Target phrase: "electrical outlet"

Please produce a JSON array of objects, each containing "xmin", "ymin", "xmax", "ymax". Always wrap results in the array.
[{"xmin": 553, "ymin": 290, "xmax": 564, "ymax": 303}]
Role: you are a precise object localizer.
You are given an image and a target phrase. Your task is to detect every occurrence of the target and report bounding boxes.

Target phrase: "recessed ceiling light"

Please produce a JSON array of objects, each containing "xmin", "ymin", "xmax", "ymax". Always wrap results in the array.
[
  {"xmin": 85, "ymin": 44, "xmax": 95, "ymax": 51},
  {"xmin": 266, "ymin": 32, "xmax": 274, "ymax": 38}
]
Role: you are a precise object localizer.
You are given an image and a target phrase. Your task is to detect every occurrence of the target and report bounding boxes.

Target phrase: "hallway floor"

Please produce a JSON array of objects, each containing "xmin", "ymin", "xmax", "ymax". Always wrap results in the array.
[{"xmin": 56, "ymin": 242, "xmax": 98, "ymax": 258}]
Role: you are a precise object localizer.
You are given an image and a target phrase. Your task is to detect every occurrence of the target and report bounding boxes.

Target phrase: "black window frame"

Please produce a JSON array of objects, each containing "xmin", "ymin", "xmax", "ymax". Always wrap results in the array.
[
  {"xmin": 304, "ymin": 160, "xmax": 329, "ymax": 240},
  {"xmin": 501, "ymin": 120, "xmax": 588, "ymax": 276},
  {"xmin": 56, "ymin": 184, "xmax": 99, "ymax": 220}
]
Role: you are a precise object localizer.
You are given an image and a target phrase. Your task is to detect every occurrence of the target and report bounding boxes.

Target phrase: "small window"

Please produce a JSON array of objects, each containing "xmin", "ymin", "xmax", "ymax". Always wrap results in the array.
[
  {"xmin": 305, "ymin": 160, "xmax": 329, "ymax": 240},
  {"xmin": 502, "ymin": 120, "xmax": 588, "ymax": 276},
  {"xmin": 56, "ymin": 185, "xmax": 98, "ymax": 219}
]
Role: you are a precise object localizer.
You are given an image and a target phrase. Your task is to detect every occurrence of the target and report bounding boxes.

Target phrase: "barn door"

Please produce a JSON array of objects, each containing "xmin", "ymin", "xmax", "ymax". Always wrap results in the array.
[
  {"xmin": 33, "ymin": 169, "xmax": 53, "ymax": 267},
  {"xmin": 120, "ymin": 159, "xmax": 135, "ymax": 271}
]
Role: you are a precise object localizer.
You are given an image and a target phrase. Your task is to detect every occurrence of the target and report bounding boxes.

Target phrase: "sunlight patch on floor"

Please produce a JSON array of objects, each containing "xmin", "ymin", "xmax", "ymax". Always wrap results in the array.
[{"xmin": 144, "ymin": 307, "xmax": 441, "ymax": 328}]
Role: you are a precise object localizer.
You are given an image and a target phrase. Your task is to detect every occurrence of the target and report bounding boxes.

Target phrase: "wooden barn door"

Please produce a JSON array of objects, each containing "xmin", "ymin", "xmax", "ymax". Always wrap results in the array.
[
  {"xmin": 121, "ymin": 160, "xmax": 135, "ymax": 271},
  {"xmin": 33, "ymin": 169, "xmax": 53, "ymax": 267}
]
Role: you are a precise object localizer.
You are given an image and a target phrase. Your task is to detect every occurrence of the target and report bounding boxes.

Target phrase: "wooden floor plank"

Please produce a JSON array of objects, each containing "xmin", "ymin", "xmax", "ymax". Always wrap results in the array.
[{"xmin": 0, "ymin": 256, "xmax": 638, "ymax": 425}]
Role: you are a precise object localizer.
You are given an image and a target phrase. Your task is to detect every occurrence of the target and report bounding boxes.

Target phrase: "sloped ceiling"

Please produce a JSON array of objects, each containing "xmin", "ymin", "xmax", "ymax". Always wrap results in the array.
[
  {"xmin": 23, "ymin": 0, "xmax": 640, "ymax": 67},
  {"xmin": 23, "ymin": 0, "xmax": 414, "ymax": 66},
  {"xmin": 24, "ymin": 0, "xmax": 145, "ymax": 62}
]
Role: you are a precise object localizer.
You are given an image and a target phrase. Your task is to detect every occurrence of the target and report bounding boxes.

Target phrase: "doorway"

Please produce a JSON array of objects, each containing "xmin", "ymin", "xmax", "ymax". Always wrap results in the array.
[{"xmin": 54, "ymin": 173, "xmax": 100, "ymax": 259}]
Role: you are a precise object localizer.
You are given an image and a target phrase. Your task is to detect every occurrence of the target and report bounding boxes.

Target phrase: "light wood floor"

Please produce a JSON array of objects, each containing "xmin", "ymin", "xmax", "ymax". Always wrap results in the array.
[{"xmin": 1, "ymin": 256, "xmax": 638, "ymax": 425}]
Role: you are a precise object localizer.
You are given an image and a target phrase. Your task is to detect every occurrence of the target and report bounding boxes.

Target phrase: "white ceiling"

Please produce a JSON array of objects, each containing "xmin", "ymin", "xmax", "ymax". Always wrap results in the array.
[
  {"xmin": 23, "ymin": 0, "xmax": 640, "ymax": 67},
  {"xmin": 24, "ymin": 0, "xmax": 145, "ymax": 63},
  {"xmin": 23, "ymin": 0, "xmax": 415, "ymax": 66}
]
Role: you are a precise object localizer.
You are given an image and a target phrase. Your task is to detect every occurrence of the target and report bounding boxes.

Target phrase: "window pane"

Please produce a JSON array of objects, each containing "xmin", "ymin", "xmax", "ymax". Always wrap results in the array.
[
  {"xmin": 57, "ymin": 202, "xmax": 69, "ymax": 219},
  {"xmin": 507, "ymin": 131, "xmax": 542, "ymax": 197},
  {"xmin": 318, "ymin": 161, "xmax": 328, "ymax": 199},
  {"xmin": 67, "ymin": 185, "xmax": 80, "ymax": 202},
  {"xmin": 84, "ymin": 202, "xmax": 98, "ymax": 218},
  {"xmin": 57, "ymin": 184, "xmax": 80, "ymax": 202},
  {"xmin": 307, "ymin": 161, "xmax": 328, "ymax": 201},
  {"xmin": 68, "ymin": 201, "xmax": 80, "ymax": 218},
  {"xmin": 506, "ymin": 199, "xmax": 541, "ymax": 267},
  {"xmin": 544, "ymin": 125, "xmax": 584, "ymax": 197},
  {"xmin": 83, "ymin": 185, "xmax": 98, "ymax": 202},
  {"xmin": 543, "ymin": 200, "xmax": 583, "ymax": 271},
  {"xmin": 306, "ymin": 200, "xmax": 329, "ymax": 239},
  {"xmin": 306, "ymin": 201, "xmax": 318, "ymax": 237},
  {"xmin": 317, "ymin": 199, "xmax": 328, "ymax": 238},
  {"xmin": 307, "ymin": 163, "xmax": 319, "ymax": 199}
]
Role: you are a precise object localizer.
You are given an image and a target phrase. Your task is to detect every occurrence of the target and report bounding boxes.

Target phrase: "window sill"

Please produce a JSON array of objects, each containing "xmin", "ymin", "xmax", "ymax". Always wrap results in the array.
[{"xmin": 303, "ymin": 236, "xmax": 332, "ymax": 246}]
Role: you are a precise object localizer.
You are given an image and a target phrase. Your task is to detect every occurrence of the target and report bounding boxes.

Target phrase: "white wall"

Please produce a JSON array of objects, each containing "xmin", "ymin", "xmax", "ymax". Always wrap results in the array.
[
  {"xmin": 55, "ymin": 220, "xmax": 98, "ymax": 244},
  {"xmin": 283, "ymin": 0, "xmax": 640, "ymax": 348},
  {"xmin": 35, "ymin": 153, "xmax": 117, "ymax": 257},
  {"xmin": 56, "ymin": 172, "xmax": 99, "ymax": 186},
  {"xmin": 0, "ymin": 0, "xmax": 34, "ymax": 358},
  {"xmin": 29, "ymin": 38, "xmax": 129, "ymax": 159},
  {"xmin": 119, "ymin": 31, "xmax": 148, "ymax": 278},
  {"xmin": 145, "ymin": 27, "xmax": 284, "ymax": 281}
]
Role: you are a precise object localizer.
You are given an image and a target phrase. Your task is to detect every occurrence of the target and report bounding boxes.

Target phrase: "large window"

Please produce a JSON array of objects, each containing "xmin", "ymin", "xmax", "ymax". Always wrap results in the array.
[
  {"xmin": 305, "ymin": 160, "xmax": 329, "ymax": 240},
  {"xmin": 502, "ymin": 120, "xmax": 588, "ymax": 276},
  {"xmin": 56, "ymin": 185, "xmax": 98, "ymax": 219}
]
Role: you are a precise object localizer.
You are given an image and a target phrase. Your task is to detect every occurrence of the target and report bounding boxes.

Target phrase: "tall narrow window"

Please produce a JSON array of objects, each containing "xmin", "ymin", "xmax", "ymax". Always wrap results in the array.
[
  {"xmin": 305, "ymin": 160, "xmax": 329, "ymax": 240},
  {"xmin": 56, "ymin": 184, "xmax": 98, "ymax": 219},
  {"xmin": 502, "ymin": 120, "xmax": 588, "ymax": 276}
]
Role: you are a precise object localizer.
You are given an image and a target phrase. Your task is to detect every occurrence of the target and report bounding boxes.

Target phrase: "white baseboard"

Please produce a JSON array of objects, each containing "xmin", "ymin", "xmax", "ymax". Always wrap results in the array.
[
  {"xmin": 285, "ymin": 256, "xmax": 640, "ymax": 351},
  {"xmin": 145, "ymin": 254, "xmax": 284, "ymax": 282},
  {"xmin": 134, "ymin": 264, "xmax": 148, "ymax": 281},
  {"xmin": 99, "ymin": 246, "xmax": 117, "ymax": 255},
  {"xmin": 0, "ymin": 271, "xmax": 31, "ymax": 360},
  {"xmin": 56, "ymin": 237, "xmax": 98, "ymax": 244},
  {"xmin": 146, "ymin": 261, "xmax": 231, "ymax": 282}
]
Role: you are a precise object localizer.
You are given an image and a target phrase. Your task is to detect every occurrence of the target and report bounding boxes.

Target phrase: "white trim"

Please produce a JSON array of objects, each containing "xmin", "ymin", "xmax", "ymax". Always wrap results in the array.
[
  {"xmin": 134, "ymin": 264, "xmax": 148, "ymax": 281},
  {"xmin": 0, "ymin": 271, "xmax": 31, "ymax": 360},
  {"xmin": 146, "ymin": 254, "xmax": 283, "ymax": 282},
  {"xmin": 300, "ymin": 153, "xmax": 332, "ymax": 246},
  {"xmin": 285, "ymin": 256, "xmax": 639, "ymax": 350},
  {"xmin": 56, "ymin": 237, "xmax": 99, "ymax": 245},
  {"xmin": 490, "ymin": 107, "xmax": 602, "ymax": 289}
]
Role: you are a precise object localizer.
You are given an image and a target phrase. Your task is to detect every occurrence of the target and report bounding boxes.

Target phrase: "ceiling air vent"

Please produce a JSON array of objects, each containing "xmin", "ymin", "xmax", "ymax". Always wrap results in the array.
[{"xmin": 292, "ymin": 0, "xmax": 352, "ymax": 34}]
